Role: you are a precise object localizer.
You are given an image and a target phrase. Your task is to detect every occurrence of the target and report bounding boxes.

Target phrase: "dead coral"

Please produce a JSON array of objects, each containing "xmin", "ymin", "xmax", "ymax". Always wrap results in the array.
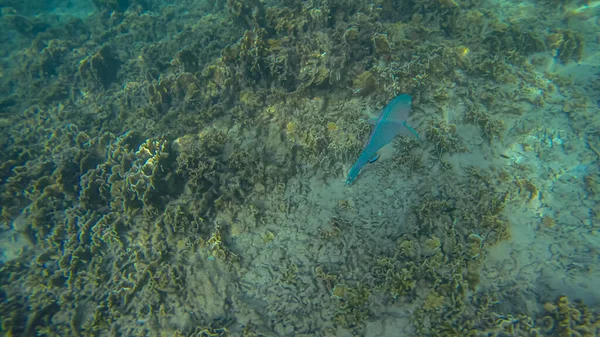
[
  {"xmin": 540, "ymin": 296, "xmax": 600, "ymax": 337},
  {"xmin": 78, "ymin": 45, "xmax": 121, "ymax": 90},
  {"xmin": 333, "ymin": 282, "xmax": 372, "ymax": 329},
  {"xmin": 174, "ymin": 131, "xmax": 225, "ymax": 187},
  {"xmin": 546, "ymin": 29, "xmax": 584, "ymax": 64},
  {"xmin": 465, "ymin": 103, "xmax": 506, "ymax": 142},
  {"xmin": 425, "ymin": 118, "xmax": 464, "ymax": 155},
  {"xmin": 227, "ymin": 0, "xmax": 266, "ymax": 29}
]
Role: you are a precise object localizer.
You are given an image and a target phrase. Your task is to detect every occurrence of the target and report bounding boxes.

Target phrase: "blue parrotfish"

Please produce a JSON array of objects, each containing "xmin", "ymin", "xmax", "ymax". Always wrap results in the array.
[{"xmin": 346, "ymin": 94, "xmax": 419, "ymax": 185}]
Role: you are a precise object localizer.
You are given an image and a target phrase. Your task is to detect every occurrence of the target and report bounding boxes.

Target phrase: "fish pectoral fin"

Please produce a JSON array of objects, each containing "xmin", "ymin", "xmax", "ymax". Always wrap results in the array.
[
  {"xmin": 368, "ymin": 153, "xmax": 380, "ymax": 163},
  {"xmin": 399, "ymin": 123, "xmax": 420, "ymax": 140},
  {"xmin": 383, "ymin": 120, "xmax": 420, "ymax": 140}
]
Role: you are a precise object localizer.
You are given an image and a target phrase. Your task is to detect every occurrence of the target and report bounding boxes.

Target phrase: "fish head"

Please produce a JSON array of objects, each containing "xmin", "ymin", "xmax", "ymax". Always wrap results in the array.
[
  {"xmin": 387, "ymin": 94, "xmax": 413, "ymax": 122},
  {"xmin": 396, "ymin": 94, "xmax": 412, "ymax": 105}
]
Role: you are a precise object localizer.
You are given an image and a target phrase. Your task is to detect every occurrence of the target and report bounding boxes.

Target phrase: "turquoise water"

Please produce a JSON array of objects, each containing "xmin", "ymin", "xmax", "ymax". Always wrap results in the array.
[{"xmin": 1, "ymin": 0, "xmax": 599, "ymax": 336}]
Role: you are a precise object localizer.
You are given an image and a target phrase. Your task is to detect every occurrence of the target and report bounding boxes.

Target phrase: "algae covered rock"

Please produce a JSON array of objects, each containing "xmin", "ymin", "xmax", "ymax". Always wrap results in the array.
[
  {"xmin": 546, "ymin": 29, "xmax": 584, "ymax": 63},
  {"xmin": 78, "ymin": 45, "xmax": 121, "ymax": 89}
]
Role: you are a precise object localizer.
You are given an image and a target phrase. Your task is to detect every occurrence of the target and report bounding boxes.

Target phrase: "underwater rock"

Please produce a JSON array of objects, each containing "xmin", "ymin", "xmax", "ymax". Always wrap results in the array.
[
  {"xmin": 5, "ymin": 15, "xmax": 49, "ymax": 37},
  {"xmin": 78, "ymin": 45, "xmax": 121, "ymax": 89},
  {"xmin": 227, "ymin": 0, "xmax": 266, "ymax": 29},
  {"xmin": 351, "ymin": 71, "xmax": 376, "ymax": 96},
  {"xmin": 92, "ymin": 0, "xmax": 132, "ymax": 12}
]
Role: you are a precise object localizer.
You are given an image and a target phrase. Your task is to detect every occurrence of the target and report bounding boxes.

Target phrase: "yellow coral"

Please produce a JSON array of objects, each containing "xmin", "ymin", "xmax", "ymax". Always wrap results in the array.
[
  {"xmin": 457, "ymin": 46, "xmax": 470, "ymax": 59},
  {"xmin": 286, "ymin": 121, "xmax": 297, "ymax": 134},
  {"xmin": 332, "ymin": 284, "xmax": 346, "ymax": 299},
  {"xmin": 424, "ymin": 291, "xmax": 445, "ymax": 310},
  {"xmin": 262, "ymin": 230, "xmax": 275, "ymax": 243},
  {"xmin": 424, "ymin": 236, "xmax": 441, "ymax": 250}
]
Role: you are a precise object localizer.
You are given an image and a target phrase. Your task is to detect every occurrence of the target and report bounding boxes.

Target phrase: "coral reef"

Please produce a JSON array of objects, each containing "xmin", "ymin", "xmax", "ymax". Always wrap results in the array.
[
  {"xmin": 78, "ymin": 45, "xmax": 121, "ymax": 90},
  {"xmin": 546, "ymin": 29, "xmax": 584, "ymax": 64},
  {"xmin": 425, "ymin": 118, "xmax": 465, "ymax": 155},
  {"xmin": 540, "ymin": 296, "xmax": 600, "ymax": 336},
  {"xmin": 0, "ymin": 0, "xmax": 593, "ymax": 335}
]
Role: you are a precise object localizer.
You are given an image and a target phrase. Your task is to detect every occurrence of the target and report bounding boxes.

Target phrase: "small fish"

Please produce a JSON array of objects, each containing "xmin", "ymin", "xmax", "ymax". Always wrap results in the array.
[{"xmin": 346, "ymin": 94, "xmax": 419, "ymax": 185}]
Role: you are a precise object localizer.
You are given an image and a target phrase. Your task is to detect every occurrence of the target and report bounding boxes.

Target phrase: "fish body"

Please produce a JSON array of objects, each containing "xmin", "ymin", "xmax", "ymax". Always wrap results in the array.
[{"xmin": 346, "ymin": 94, "xmax": 419, "ymax": 185}]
